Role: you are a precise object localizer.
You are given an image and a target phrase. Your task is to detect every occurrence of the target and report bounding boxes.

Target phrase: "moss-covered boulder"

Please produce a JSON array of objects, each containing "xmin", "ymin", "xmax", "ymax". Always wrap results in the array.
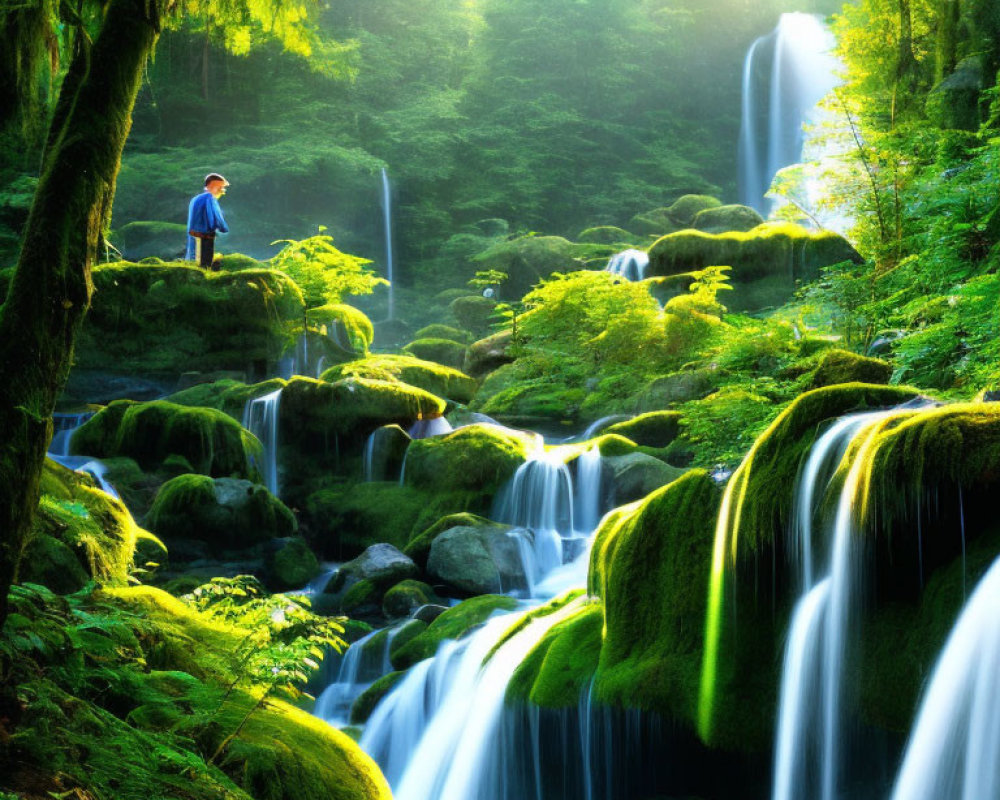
[
  {"xmin": 692, "ymin": 204, "xmax": 765, "ymax": 233},
  {"xmin": 449, "ymin": 294, "xmax": 498, "ymax": 338},
  {"xmin": 404, "ymin": 512, "xmax": 507, "ymax": 570},
  {"xmin": 465, "ymin": 330, "xmax": 515, "ymax": 379},
  {"xmin": 576, "ymin": 226, "xmax": 635, "ymax": 245},
  {"xmin": 264, "ymin": 536, "xmax": 320, "ymax": 591},
  {"xmin": 382, "ymin": 580, "xmax": 439, "ymax": 619},
  {"xmin": 362, "ymin": 424, "xmax": 410, "ymax": 482},
  {"xmin": 403, "ymin": 338, "xmax": 469, "ymax": 371},
  {"xmin": 604, "ymin": 453, "xmax": 687, "ymax": 504},
  {"xmin": 391, "ymin": 594, "xmax": 520, "ymax": 669},
  {"xmin": 667, "ymin": 194, "xmax": 724, "ymax": 226},
  {"xmin": 350, "ymin": 671, "xmax": 407, "ymax": 725},
  {"xmin": 427, "ymin": 524, "xmax": 528, "ymax": 596},
  {"xmin": 472, "ymin": 234, "xmax": 587, "ymax": 297},
  {"xmin": 71, "ymin": 399, "xmax": 260, "ymax": 478},
  {"xmin": 634, "ymin": 368, "xmax": 722, "ymax": 411},
  {"xmin": 605, "ymin": 411, "xmax": 682, "ymax": 448},
  {"xmin": 306, "ymin": 303, "xmax": 375, "ymax": 357},
  {"xmin": 329, "ymin": 544, "xmax": 419, "ymax": 592},
  {"xmin": 796, "ymin": 348, "xmax": 893, "ymax": 390},
  {"xmin": 166, "ymin": 378, "xmax": 287, "ymax": 422},
  {"xmin": 111, "ymin": 220, "xmax": 188, "ymax": 260},
  {"xmin": 475, "ymin": 367, "xmax": 587, "ymax": 427},
  {"xmin": 320, "ymin": 354, "xmax": 476, "ymax": 404},
  {"xmin": 647, "ymin": 223, "xmax": 862, "ymax": 311},
  {"xmin": 76, "ymin": 261, "xmax": 303, "ymax": 376},
  {"xmin": 414, "ymin": 323, "xmax": 472, "ymax": 343},
  {"xmin": 146, "ymin": 475, "xmax": 295, "ymax": 552},
  {"xmin": 403, "ymin": 424, "xmax": 534, "ymax": 494},
  {"xmin": 628, "ymin": 207, "xmax": 681, "ymax": 237}
]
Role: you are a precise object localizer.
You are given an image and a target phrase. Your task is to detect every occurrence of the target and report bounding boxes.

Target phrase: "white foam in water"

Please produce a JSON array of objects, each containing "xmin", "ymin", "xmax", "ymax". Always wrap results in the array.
[
  {"xmin": 890, "ymin": 554, "xmax": 1000, "ymax": 800},
  {"xmin": 605, "ymin": 249, "xmax": 650, "ymax": 282},
  {"xmin": 242, "ymin": 388, "xmax": 282, "ymax": 496}
]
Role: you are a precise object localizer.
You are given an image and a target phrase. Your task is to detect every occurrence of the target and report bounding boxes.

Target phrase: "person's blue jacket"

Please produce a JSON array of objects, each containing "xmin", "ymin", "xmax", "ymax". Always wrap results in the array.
[{"xmin": 185, "ymin": 191, "xmax": 229, "ymax": 260}]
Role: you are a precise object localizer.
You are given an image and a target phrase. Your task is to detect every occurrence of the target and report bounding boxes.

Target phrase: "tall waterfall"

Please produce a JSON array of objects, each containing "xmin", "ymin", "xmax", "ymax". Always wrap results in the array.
[
  {"xmin": 890, "ymin": 553, "xmax": 1000, "ymax": 800},
  {"xmin": 380, "ymin": 168, "xmax": 395, "ymax": 320},
  {"xmin": 739, "ymin": 13, "xmax": 840, "ymax": 214},
  {"xmin": 242, "ymin": 388, "xmax": 282, "ymax": 496}
]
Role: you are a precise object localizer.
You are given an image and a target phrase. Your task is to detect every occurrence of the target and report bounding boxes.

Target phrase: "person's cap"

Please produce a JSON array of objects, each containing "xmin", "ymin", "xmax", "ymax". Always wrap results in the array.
[{"xmin": 204, "ymin": 173, "xmax": 230, "ymax": 187}]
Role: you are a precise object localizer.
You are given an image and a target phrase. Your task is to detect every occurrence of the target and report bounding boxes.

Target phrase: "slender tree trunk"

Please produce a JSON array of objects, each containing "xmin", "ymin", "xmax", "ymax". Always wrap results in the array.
[
  {"xmin": 897, "ymin": 0, "xmax": 919, "ymax": 88},
  {"xmin": 0, "ymin": 0, "xmax": 160, "ymax": 629},
  {"xmin": 936, "ymin": 0, "xmax": 961, "ymax": 82}
]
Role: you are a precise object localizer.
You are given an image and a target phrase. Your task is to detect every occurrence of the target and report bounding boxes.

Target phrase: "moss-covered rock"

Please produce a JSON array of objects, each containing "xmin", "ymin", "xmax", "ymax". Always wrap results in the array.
[
  {"xmin": 797, "ymin": 348, "xmax": 893, "ymax": 390},
  {"xmin": 71, "ymin": 399, "xmax": 260, "ymax": 478},
  {"xmin": 264, "ymin": 536, "xmax": 320, "ymax": 591},
  {"xmin": 320, "ymin": 354, "xmax": 476, "ymax": 404},
  {"xmin": 403, "ymin": 424, "xmax": 534, "ymax": 494},
  {"xmin": 404, "ymin": 512, "xmax": 506, "ymax": 570},
  {"xmin": 667, "ymin": 194, "xmax": 724, "ymax": 226},
  {"xmin": 634, "ymin": 368, "xmax": 722, "ymax": 411},
  {"xmin": 29, "ymin": 459, "xmax": 144, "ymax": 588},
  {"xmin": 76, "ymin": 261, "xmax": 303, "ymax": 376},
  {"xmin": 472, "ymin": 235, "xmax": 587, "ymax": 297},
  {"xmin": 218, "ymin": 252, "xmax": 267, "ymax": 271},
  {"xmin": 362, "ymin": 424, "xmax": 410, "ymax": 483},
  {"xmin": 427, "ymin": 524, "xmax": 528, "ymax": 596},
  {"xmin": 449, "ymin": 294, "xmax": 498, "ymax": 337},
  {"xmin": 341, "ymin": 579, "xmax": 383, "ymax": 618},
  {"xmin": 329, "ymin": 544, "xmax": 419, "ymax": 592},
  {"xmin": 647, "ymin": 223, "xmax": 862, "ymax": 311},
  {"xmin": 146, "ymin": 475, "xmax": 295, "ymax": 552},
  {"xmin": 475, "ymin": 366, "xmax": 587, "ymax": 426},
  {"xmin": 590, "ymin": 433, "xmax": 639, "ymax": 457},
  {"xmin": 414, "ymin": 323, "xmax": 472, "ymax": 343},
  {"xmin": 350, "ymin": 671, "xmax": 407, "ymax": 725},
  {"xmin": 576, "ymin": 226, "xmax": 635, "ymax": 244},
  {"xmin": 382, "ymin": 580, "xmax": 438, "ymax": 619},
  {"xmin": 307, "ymin": 303, "xmax": 375, "ymax": 357},
  {"xmin": 692, "ymin": 204, "xmax": 765, "ymax": 233},
  {"xmin": 605, "ymin": 411, "xmax": 682, "ymax": 448},
  {"xmin": 391, "ymin": 594, "xmax": 520, "ymax": 669},
  {"xmin": 465, "ymin": 329, "xmax": 515, "ymax": 379},
  {"xmin": 604, "ymin": 452, "xmax": 687, "ymax": 504},
  {"xmin": 165, "ymin": 378, "xmax": 287, "ymax": 422},
  {"xmin": 403, "ymin": 338, "xmax": 469, "ymax": 371}
]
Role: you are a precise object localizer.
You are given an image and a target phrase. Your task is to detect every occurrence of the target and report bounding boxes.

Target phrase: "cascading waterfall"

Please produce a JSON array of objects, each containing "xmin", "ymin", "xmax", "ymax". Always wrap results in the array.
[
  {"xmin": 380, "ymin": 168, "xmax": 395, "ymax": 320},
  {"xmin": 50, "ymin": 412, "xmax": 94, "ymax": 457},
  {"xmin": 889, "ymin": 553, "xmax": 1000, "ymax": 800},
  {"xmin": 739, "ymin": 13, "xmax": 840, "ymax": 214},
  {"xmin": 242, "ymin": 388, "xmax": 282, "ymax": 496},
  {"xmin": 315, "ymin": 628, "xmax": 400, "ymax": 727},
  {"xmin": 605, "ymin": 249, "xmax": 649, "ymax": 282}
]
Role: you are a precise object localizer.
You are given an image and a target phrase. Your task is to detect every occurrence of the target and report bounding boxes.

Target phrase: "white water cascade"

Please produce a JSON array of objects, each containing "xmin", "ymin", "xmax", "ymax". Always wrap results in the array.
[
  {"xmin": 315, "ymin": 628, "xmax": 399, "ymax": 728},
  {"xmin": 50, "ymin": 412, "xmax": 94, "ymax": 457},
  {"xmin": 605, "ymin": 249, "xmax": 649, "ymax": 281},
  {"xmin": 890, "ymin": 553, "xmax": 1000, "ymax": 800},
  {"xmin": 242, "ymin": 388, "xmax": 282, "ymax": 496},
  {"xmin": 380, "ymin": 168, "xmax": 395, "ymax": 320},
  {"xmin": 739, "ymin": 13, "xmax": 840, "ymax": 214}
]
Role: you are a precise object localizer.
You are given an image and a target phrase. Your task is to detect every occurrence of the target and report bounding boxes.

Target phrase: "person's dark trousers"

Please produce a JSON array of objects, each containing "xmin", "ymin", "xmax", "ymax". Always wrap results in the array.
[{"xmin": 196, "ymin": 234, "xmax": 216, "ymax": 268}]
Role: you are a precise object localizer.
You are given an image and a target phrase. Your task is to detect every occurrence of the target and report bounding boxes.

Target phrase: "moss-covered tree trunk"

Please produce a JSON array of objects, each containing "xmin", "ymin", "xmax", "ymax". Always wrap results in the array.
[{"xmin": 0, "ymin": 0, "xmax": 160, "ymax": 629}]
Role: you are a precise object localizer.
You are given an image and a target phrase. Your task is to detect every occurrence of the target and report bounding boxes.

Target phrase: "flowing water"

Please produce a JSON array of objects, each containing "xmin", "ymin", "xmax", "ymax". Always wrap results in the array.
[
  {"xmin": 605, "ymin": 249, "xmax": 649, "ymax": 281},
  {"xmin": 242, "ymin": 388, "xmax": 282, "ymax": 496},
  {"xmin": 380, "ymin": 168, "xmax": 395, "ymax": 320}
]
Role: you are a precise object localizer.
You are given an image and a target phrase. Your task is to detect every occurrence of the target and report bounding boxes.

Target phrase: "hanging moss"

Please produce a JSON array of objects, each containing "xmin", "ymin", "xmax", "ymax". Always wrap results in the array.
[
  {"xmin": 403, "ymin": 424, "xmax": 534, "ymax": 494},
  {"xmin": 71, "ymin": 399, "xmax": 261, "ymax": 478},
  {"xmin": 320, "ymin": 354, "xmax": 476, "ymax": 404},
  {"xmin": 390, "ymin": 594, "xmax": 519, "ymax": 669}
]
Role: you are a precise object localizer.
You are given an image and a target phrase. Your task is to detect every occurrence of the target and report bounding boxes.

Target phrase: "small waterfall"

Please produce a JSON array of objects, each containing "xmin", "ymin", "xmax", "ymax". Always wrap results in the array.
[
  {"xmin": 50, "ymin": 412, "xmax": 94, "ymax": 457},
  {"xmin": 380, "ymin": 167, "xmax": 395, "ymax": 320},
  {"xmin": 494, "ymin": 450, "xmax": 576, "ymax": 536},
  {"xmin": 315, "ymin": 628, "xmax": 400, "ymax": 727},
  {"xmin": 739, "ymin": 13, "xmax": 840, "ymax": 213},
  {"xmin": 605, "ymin": 249, "xmax": 649, "ymax": 281},
  {"xmin": 47, "ymin": 455, "xmax": 120, "ymax": 499},
  {"xmin": 580, "ymin": 414, "xmax": 630, "ymax": 441},
  {"xmin": 573, "ymin": 447, "xmax": 604, "ymax": 536},
  {"xmin": 242, "ymin": 388, "xmax": 282, "ymax": 496},
  {"xmin": 363, "ymin": 432, "xmax": 378, "ymax": 482},
  {"xmin": 890, "ymin": 553, "xmax": 1000, "ymax": 800}
]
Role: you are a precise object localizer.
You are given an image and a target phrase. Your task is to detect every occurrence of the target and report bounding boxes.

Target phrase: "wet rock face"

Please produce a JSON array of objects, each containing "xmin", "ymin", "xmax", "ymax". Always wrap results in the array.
[
  {"xmin": 426, "ymin": 525, "xmax": 529, "ymax": 595},
  {"xmin": 330, "ymin": 543, "xmax": 420, "ymax": 593}
]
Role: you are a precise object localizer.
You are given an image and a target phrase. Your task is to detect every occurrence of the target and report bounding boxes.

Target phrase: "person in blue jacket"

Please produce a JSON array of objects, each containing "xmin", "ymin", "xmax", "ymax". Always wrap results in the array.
[{"xmin": 186, "ymin": 173, "xmax": 230, "ymax": 268}]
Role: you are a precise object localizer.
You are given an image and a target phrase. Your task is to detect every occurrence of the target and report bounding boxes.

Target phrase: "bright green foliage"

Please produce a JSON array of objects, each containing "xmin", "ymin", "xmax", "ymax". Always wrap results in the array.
[
  {"xmin": 390, "ymin": 595, "xmax": 519, "ymax": 669},
  {"xmin": 403, "ymin": 424, "xmax": 534, "ymax": 494},
  {"xmin": 71, "ymin": 400, "xmax": 261, "ymax": 479},
  {"xmin": 403, "ymin": 338, "xmax": 468, "ymax": 371},
  {"xmin": 270, "ymin": 230, "xmax": 385, "ymax": 309},
  {"xmin": 795, "ymin": 348, "xmax": 893, "ymax": 390},
  {"xmin": 671, "ymin": 387, "xmax": 781, "ymax": 467},
  {"xmin": 320, "ymin": 354, "xmax": 477, "ymax": 404}
]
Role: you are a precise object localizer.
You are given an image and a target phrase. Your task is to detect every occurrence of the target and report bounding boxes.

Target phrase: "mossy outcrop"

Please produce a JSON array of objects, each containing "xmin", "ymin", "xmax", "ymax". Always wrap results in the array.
[
  {"xmin": 634, "ymin": 368, "xmax": 722, "ymax": 411},
  {"xmin": 146, "ymin": 475, "xmax": 295, "ymax": 552},
  {"xmin": 604, "ymin": 452, "xmax": 687, "ymax": 504},
  {"xmin": 350, "ymin": 670, "xmax": 408, "ymax": 724},
  {"xmin": 647, "ymin": 223, "xmax": 862, "ymax": 311},
  {"xmin": 576, "ymin": 226, "xmax": 635, "ymax": 244},
  {"xmin": 391, "ymin": 594, "xmax": 520, "ymax": 669},
  {"xmin": 472, "ymin": 234, "xmax": 588, "ymax": 297},
  {"xmin": 449, "ymin": 294, "xmax": 498, "ymax": 337},
  {"xmin": 76, "ymin": 261, "xmax": 303, "ymax": 376},
  {"xmin": 797, "ymin": 348, "xmax": 893, "ymax": 390},
  {"xmin": 925, "ymin": 57, "xmax": 984, "ymax": 131},
  {"xmin": 307, "ymin": 303, "xmax": 375, "ymax": 356},
  {"xmin": 692, "ymin": 204, "xmax": 765, "ymax": 233},
  {"xmin": 427, "ymin": 524, "xmax": 528, "ymax": 596},
  {"xmin": 71, "ymin": 399, "xmax": 260, "ymax": 478},
  {"xmin": 166, "ymin": 378, "xmax": 287, "ymax": 422},
  {"xmin": 605, "ymin": 411, "xmax": 681, "ymax": 447},
  {"xmin": 465, "ymin": 330, "xmax": 515, "ymax": 379},
  {"xmin": 403, "ymin": 337, "xmax": 469, "ymax": 371},
  {"xmin": 414, "ymin": 323, "xmax": 472, "ymax": 343},
  {"xmin": 382, "ymin": 580, "xmax": 438, "ymax": 619},
  {"xmin": 264, "ymin": 536, "xmax": 320, "ymax": 591},
  {"xmin": 320, "ymin": 354, "xmax": 476, "ymax": 404},
  {"xmin": 404, "ymin": 512, "xmax": 507, "ymax": 570},
  {"xmin": 403, "ymin": 424, "xmax": 534, "ymax": 494}
]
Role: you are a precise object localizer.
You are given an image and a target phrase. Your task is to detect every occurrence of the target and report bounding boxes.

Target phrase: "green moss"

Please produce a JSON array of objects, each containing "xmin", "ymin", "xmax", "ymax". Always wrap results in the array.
[
  {"xmin": 382, "ymin": 580, "xmax": 437, "ymax": 618},
  {"xmin": 799, "ymin": 348, "xmax": 893, "ymax": 390},
  {"xmin": 691, "ymin": 204, "xmax": 764, "ymax": 233},
  {"xmin": 449, "ymin": 295, "xmax": 499, "ymax": 337},
  {"xmin": 146, "ymin": 475, "xmax": 295, "ymax": 552},
  {"xmin": 266, "ymin": 537, "xmax": 320, "ymax": 591},
  {"xmin": 166, "ymin": 378, "xmax": 287, "ymax": 422},
  {"xmin": 19, "ymin": 533, "xmax": 90, "ymax": 593},
  {"xmin": 666, "ymin": 194, "xmax": 723, "ymax": 226},
  {"xmin": 391, "ymin": 595, "xmax": 519, "ymax": 669},
  {"xmin": 472, "ymin": 234, "xmax": 590, "ymax": 297},
  {"xmin": 506, "ymin": 602, "xmax": 604, "ymax": 708},
  {"xmin": 404, "ymin": 512, "xmax": 503, "ymax": 570},
  {"xmin": 350, "ymin": 671, "xmax": 407, "ymax": 725},
  {"xmin": 403, "ymin": 338, "xmax": 469, "ymax": 371},
  {"xmin": 71, "ymin": 399, "xmax": 260, "ymax": 478},
  {"xmin": 403, "ymin": 424, "xmax": 534, "ymax": 494},
  {"xmin": 218, "ymin": 253, "xmax": 267, "ymax": 271},
  {"xmin": 307, "ymin": 303, "xmax": 374, "ymax": 355},
  {"xmin": 414, "ymin": 323, "xmax": 472, "ymax": 343},
  {"xmin": 341, "ymin": 579, "xmax": 381, "ymax": 616},
  {"xmin": 477, "ymin": 379, "xmax": 587, "ymax": 425},
  {"xmin": 576, "ymin": 226, "xmax": 635, "ymax": 244},
  {"xmin": 77, "ymin": 262, "xmax": 304, "ymax": 375},
  {"xmin": 589, "ymin": 472, "xmax": 720, "ymax": 728},
  {"xmin": 320, "ymin": 354, "xmax": 475, "ymax": 404},
  {"xmin": 605, "ymin": 411, "xmax": 681, "ymax": 447},
  {"xmin": 590, "ymin": 433, "xmax": 639, "ymax": 457},
  {"xmin": 671, "ymin": 386, "xmax": 782, "ymax": 468}
]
